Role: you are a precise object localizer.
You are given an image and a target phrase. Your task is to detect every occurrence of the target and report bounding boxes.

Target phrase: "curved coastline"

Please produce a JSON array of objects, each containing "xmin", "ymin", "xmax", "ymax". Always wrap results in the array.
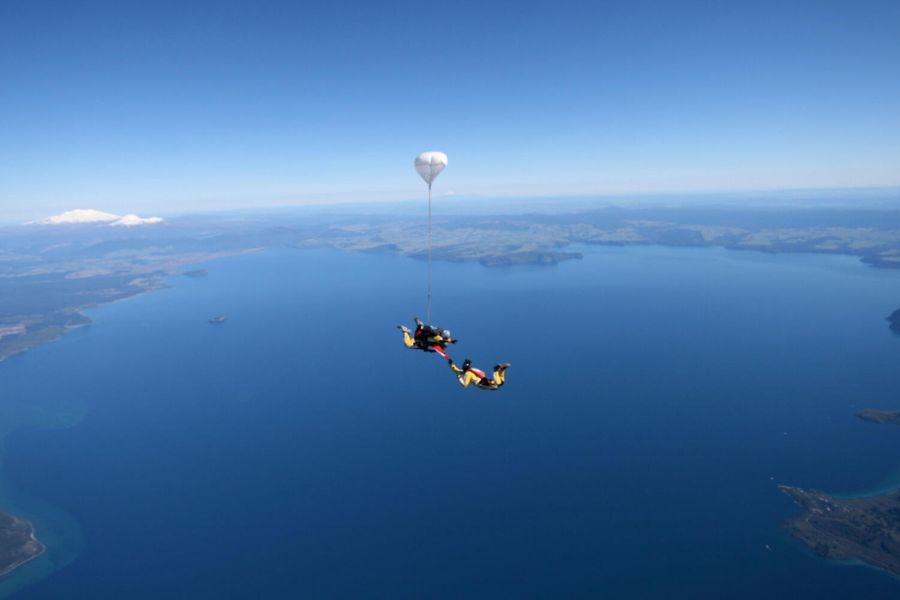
[
  {"xmin": 0, "ymin": 519, "xmax": 45, "ymax": 578},
  {"xmin": 781, "ymin": 409, "xmax": 900, "ymax": 577},
  {"xmin": 0, "ymin": 466, "xmax": 84, "ymax": 599},
  {"xmin": 3, "ymin": 223, "xmax": 900, "ymax": 594},
  {"xmin": 0, "ymin": 256, "xmax": 239, "ymax": 595},
  {"xmin": 0, "ymin": 328, "xmax": 94, "ymax": 595}
]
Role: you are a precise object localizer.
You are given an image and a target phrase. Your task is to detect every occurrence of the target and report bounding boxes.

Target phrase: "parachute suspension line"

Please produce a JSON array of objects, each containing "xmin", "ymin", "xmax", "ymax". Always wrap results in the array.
[
  {"xmin": 426, "ymin": 181, "xmax": 432, "ymax": 323},
  {"xmin": 414, "ymin": 151, "xmax": 446, "ymax": 323}
]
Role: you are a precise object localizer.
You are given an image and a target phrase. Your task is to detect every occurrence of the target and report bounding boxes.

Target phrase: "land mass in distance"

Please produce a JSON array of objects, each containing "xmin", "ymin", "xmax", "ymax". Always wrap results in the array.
[{"xmin": 6, "ymin": 202, "xmax": 900, "ymax": 365}]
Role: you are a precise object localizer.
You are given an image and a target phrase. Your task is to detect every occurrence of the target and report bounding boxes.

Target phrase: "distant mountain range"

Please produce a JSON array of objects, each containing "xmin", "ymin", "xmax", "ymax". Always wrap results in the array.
[{"xmin": 29, "ymin": 209, "xmax": 163, "ymax": 227}]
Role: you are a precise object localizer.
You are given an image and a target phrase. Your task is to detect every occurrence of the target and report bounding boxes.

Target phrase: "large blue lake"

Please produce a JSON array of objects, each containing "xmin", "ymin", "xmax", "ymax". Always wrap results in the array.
[{"xmin": 2, "ymin": 245, "xmax": 900, "ymax": 598}]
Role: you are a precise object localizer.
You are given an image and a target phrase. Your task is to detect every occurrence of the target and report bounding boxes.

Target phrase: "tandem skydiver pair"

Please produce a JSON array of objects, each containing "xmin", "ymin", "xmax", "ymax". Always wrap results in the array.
[
  {"xmin": 402, "ymin": 152, "xmax": 510, "ymax": 391},
  {"xmin": 397, "ymin": 317, "xmax": 510, "ymax": 391},
  {"xmin": 398, "ymin": 317, "xmax": 456, "ymax": 359}
]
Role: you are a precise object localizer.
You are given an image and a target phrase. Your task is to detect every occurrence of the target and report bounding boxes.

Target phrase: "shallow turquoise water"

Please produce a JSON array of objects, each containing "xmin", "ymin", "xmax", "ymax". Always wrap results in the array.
[{"xmin": 2, "ymin": 245, "xmax": 900, "ymax": 598}]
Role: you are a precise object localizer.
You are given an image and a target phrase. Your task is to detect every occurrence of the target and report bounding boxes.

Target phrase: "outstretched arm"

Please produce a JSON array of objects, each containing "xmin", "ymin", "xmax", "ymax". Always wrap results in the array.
[{"xmin": 447, "ymin": 359, "xmax": 472, "ymax": 387}]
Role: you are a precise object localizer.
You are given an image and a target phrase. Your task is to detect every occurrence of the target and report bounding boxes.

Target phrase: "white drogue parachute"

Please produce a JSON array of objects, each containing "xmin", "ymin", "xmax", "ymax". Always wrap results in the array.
[
  {"xmin": 415, "ymin": 151, "xmax": 448, "ymax": 188},
  {"xmin": 414, "ymin": 151, "xmax": 448, "ymax": 321}
]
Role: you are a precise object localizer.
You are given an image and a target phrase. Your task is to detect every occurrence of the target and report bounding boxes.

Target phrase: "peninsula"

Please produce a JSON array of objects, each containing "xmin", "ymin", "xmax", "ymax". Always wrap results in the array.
[
  {"xmin": 887, "ymin": 308, "xmax": 900, "ymax": 334},
  {"xmin": 780, "ymin": 486, "xmax": 900, "ymax": 576},
  {"xmin": 782, "ymin": 408, "xmax": 900, "ymax": 575},
  {"xmin": 0, "ymin": 214, "xmax": 262, "ymax": 363},
  {"xmin": 0, "ymin": 512, "xmax": 45, "ymax": 578}
]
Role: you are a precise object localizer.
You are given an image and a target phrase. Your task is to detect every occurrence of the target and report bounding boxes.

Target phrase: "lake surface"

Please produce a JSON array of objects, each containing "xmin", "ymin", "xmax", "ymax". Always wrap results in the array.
[{"xmin": 2, "ymin": 245, "xmax": 900, "ymax": 598}]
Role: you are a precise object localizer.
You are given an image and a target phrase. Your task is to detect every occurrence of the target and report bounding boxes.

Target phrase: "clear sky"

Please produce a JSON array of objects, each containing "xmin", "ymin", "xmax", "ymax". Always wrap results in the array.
[{"xmin": 2, "ymin": 0, "xmax": 899, "ymax": 220}]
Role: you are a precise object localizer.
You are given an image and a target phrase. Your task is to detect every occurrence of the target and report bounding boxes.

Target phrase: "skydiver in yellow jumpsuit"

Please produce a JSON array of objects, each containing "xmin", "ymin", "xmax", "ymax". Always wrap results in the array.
[{"xmin": 447, "ymin": 358, "xmax": 510, "ymax": 390}]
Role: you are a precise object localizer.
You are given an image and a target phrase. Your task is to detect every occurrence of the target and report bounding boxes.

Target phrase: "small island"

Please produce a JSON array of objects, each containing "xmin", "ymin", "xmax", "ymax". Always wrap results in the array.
[
  {"xmin": 208, "ymin": 315, "xmax": 227, "ymax": 324},
  {"xmin": 887, "ymin": 308, "xmax": 900, "ymax": 334},
  {"xmin": 855, "ymin": 408, "xmax": 900, "ymax": 426},
  {"xmin": 0, "ymin": 512, "xmax": 45, "ymax": 578},
  {"xmin": 780, "ymin": 486, "xmax": 900, "ymax": 576}
]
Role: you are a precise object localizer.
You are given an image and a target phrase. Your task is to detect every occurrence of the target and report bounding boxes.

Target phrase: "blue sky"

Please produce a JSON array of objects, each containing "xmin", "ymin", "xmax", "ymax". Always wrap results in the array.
[{"xmin": 2, "ymin": 0, "xmax": 899, "ymax": 220}]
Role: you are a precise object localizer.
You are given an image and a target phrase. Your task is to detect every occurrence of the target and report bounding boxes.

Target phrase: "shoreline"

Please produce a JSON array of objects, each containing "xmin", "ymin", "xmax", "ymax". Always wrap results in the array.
[
  {"xmin": 0, "ymin": 519, "xmax": 46, "ymax": 579},
  {"xmin": 0, "ymin": 247, "xmax": 263, "ymax": 365},
  {"xmin": 781, "ymin": 410, "xmax": 900, "ymax": 577},
  {"xmin": 0, "ymin": 239, "xmax": 890, "ymax": 596},
  {"xmin": 1, "ymin": 242, "xmax": 897, "ymax": 366},
  {"xmin": 0, "ymin": 313, "xmax": 98, "ymax": 365}
]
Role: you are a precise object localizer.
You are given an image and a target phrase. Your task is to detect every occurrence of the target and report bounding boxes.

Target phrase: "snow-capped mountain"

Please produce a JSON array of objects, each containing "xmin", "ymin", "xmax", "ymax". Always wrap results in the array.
[
  {"xmin": 32, "ymin": 209, "xmax": 121, "ymax": 225},
  {"xmin": 30, "ymin": 209, "xmax": 164, "ymax": 227},
  {"xmin": 109, "ymin": 214, "xmax": 164, "ymax": 227}
]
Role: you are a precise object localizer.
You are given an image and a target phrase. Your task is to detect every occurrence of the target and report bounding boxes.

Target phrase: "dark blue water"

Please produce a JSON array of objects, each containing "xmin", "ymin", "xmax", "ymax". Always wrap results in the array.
[{"xmin": 3, "ymin": 246, "xmax": 900, "ymax": 598}]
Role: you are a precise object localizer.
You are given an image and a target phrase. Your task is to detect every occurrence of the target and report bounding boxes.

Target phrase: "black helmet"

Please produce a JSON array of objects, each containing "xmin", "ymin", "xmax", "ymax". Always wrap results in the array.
[{"xmin": 462, "ymin": 359, "xmax": 472, "ymax": 371}]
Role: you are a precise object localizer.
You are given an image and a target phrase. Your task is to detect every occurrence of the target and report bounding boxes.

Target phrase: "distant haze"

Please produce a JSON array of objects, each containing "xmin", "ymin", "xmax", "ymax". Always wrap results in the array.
[
  {"xmin": 2, "ymin": 0, "xmax": 899, "ymax": 219},
  {"xmin": 5, "ymin": 186, "xmax": 900, "ymax": 227}
]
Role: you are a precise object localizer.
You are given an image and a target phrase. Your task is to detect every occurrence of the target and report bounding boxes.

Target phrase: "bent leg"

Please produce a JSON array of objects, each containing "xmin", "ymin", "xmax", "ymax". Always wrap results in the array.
[
  {"xmin": 401, "ymin": 329, "xmax": 415, "ymax": 348},
  {"xmin": 491, "ymin": 364, "xmax": 509, "ymax": 387}
]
